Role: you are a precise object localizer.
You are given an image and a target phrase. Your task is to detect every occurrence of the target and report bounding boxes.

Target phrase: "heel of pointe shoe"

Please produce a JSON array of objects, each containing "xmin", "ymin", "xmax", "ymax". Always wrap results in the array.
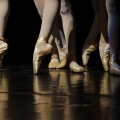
[{"xmin": 33, "ymin": 43, "xmax": 53, "ymax": 74}]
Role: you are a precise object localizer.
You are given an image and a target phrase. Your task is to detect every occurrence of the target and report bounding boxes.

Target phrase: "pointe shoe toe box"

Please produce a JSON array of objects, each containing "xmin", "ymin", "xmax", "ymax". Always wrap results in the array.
[
  {"xmin": 110, "ymin": 68, "xmax": 120, "ymax": 75},
  {"xmin": 33, "ymin": 61, "xmax": 42, "ymax": 74},
  {"xmin": 33, "ymin": 43, "xmax": 53, "ymax": 74},
  {"xmin": 56, "ymin": 59, "xmax": 67, "ymax": 68},
  {"xmin": 70, "ymin": 66, "xmax": 84, "ymax": 73},
  {"xmin": 49, "ymin": 62, "xmax": 60, "ymax": 68}
]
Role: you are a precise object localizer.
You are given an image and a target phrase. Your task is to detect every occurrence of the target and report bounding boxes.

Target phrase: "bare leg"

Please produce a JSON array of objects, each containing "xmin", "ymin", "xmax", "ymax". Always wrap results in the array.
[{"xmin": 0, "ymin": 0, "xmax": 9, "ymax": 71}]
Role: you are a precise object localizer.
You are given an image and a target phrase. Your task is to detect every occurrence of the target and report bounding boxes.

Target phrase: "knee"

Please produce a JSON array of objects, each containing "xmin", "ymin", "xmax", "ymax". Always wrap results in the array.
[
  {"xmin": 60, "ymin": 0, "xmax": 71, "ymax": 14},
  {"xmin": 107, "ymin": 0, "xmax": 117, "ymax": 14}
]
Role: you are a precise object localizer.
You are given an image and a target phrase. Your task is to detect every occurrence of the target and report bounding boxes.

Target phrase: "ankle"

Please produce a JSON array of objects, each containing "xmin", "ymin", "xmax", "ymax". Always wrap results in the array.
[
  {"xmin": 109, "ymin": 54, "xmax": 120, "ymax": 68},
  {"xmin": 68, "ymin": 57, "xmax": 77, "ymax": 65},
  {"xmin": 59, "ymin": 48, "xmax": 68, "ymax": 61},
  {"xmin": 69, "ymin": 61, "xmax": 79, "ymax": 67},
  {"xmin": 110, "ymin": 54, "xmax": 118, "ymax": 62},
  {"xmin": 51, "ymin": 54, "xmax": 59, "ymax": 63},
  {"xmin": 36, "ymin": 36, "xmax": 48, "ymax": 44},
  {"xmin": 0, "ymin": 37, "xmax": 4, "ymax": 41}
]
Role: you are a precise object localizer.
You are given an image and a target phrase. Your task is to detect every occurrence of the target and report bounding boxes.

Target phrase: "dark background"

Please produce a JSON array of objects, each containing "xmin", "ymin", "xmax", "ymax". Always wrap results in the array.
[{"xmin": 4, "ymin": 0, "xmax": 102, "ymax": 68}]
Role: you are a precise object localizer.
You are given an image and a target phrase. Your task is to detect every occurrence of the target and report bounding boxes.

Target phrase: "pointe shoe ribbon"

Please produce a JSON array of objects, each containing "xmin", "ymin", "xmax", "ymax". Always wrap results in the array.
[
  {"xmin": 56, "ymin": 52, "xmax": 68, "ymax": 68},
  {"xmin": 99, "ymin": 34, "xmax": 110, "ymax": 71},
  {"xmin": 33, "ymin": 37, "xmax": 53, "ymax": 74}
]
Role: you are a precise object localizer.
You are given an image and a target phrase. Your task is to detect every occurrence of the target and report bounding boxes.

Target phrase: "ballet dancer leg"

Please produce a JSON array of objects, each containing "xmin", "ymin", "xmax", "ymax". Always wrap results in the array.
[
  {"xmin": 99, "ymin": 0, "xmax": 110, "ymax": 71},
  {"xmin": 48, "ymin": 35, "xmax": 60, "ymax": 68},
  {"xmin": 33, "ymin": 0, "xmax": 68, "ymax": 69},
  {"xmin": 106, "ymin": 0, "xmax": 120, "ymax": 75},
  {"xmin": 60, "ymin": 0, "xmax": 84, "ymax": 73},
  {"xmin": 50, "ymin": 17, "xmax": 68, "ymax": 68},
  {"xmin": 0, "ymin": 0, "xmax": 9, "ymax": 71},
  {"xmin": 33, "ymin": 0, "xmax": 61, "ymax": 74},
  {"xmin": 82, "ymin": 0, "xmax": 110, "ymax": 71},
  {"xmin": 82, "ymin": 0, "xmax": 100, "ymax": 68}
]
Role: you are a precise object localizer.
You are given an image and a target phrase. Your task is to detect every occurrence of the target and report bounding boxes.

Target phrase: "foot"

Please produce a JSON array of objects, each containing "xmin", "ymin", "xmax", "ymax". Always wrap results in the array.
[
  {"xmin": 82, "ymin": 41, "xmax": 99, "ymax": 66},
  {"xmin": 99, "ymin": 34, "xmax": 110, "ymax": 71},
  {"xmin": 33, "ymin": 37, "xmax": 53, "ymax": 74},
  {"xmin": 69, "ymin": 61, "xmax": 84, "ymax": 73},
  {"xmin": 56, "ymin": 52, "xmax": 68, "ymax": 68},
  {"xmin": 109, "ymin": 54, "xmax": 120, "ymax": 75},
  {"xmin": 49, "ymin": 54, "xmax": 60, "ymax": 68}
]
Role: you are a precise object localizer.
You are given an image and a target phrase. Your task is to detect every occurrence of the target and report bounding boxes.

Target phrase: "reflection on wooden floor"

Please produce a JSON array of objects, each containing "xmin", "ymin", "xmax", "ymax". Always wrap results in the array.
[{"xmin": 0, "ymin": 66, "xmax": 120, "ymax": 120}]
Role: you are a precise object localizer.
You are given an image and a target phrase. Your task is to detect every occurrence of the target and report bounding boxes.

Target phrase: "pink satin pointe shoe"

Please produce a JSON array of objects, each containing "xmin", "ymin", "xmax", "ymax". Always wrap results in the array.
[
  {"xmin": 99, "ymin": 34, "xmax": 110, "ymax": 71},
  {"xmin": 0, "ymin": 37, "xmax": 8, "ymax": 71},
  {"xmin": 109, "ymin": 54, "xmax": 120, "ymax": 75},
  {"xmin": 33, "ymin": 37, "xmax": 53, "ymax": 74}
]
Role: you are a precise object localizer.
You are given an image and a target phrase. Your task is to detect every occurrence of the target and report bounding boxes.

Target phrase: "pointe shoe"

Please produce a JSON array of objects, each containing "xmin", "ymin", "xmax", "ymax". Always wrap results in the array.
[
  {"xmin": 70, "ymin": 66, "xmax": 85, "ymax": 73},
  {"xmin": 69, "ymin": 61, "xmax": 84, "ymax": 73},
  {"xmin": 33, "ymin": 37, "xmax": 53, "ymax": 74},
  {"xmin": 49, "ymin": 61, "xmax": 60, "ymax": 68},
  {"xmin": 56, "ymin": 52, "xmax": 68, "ymax": 68},
  {"xmin": 109, "ymin": 54, "xmax": 120, "ymax": 75},
  {"xmin": 48, "ymin": 55, "xmax": 60, "ymax": 68},
  {"xmin": 99, "ymin": 34, "xmax": 110, "ymax": 71},
  {"xmin": 0, "ymin": 37, "xmax": 8, "ymax": 71},
  {"xmin": 82, "ymin": 41, "xmax": 99, "ymax": 67}
]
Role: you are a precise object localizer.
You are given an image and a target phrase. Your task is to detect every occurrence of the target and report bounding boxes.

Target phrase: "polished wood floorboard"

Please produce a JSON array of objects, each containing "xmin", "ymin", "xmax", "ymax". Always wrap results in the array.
[{"xmin": 0, "ymin": 64, "xmax": 120, "ymax": 120}]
